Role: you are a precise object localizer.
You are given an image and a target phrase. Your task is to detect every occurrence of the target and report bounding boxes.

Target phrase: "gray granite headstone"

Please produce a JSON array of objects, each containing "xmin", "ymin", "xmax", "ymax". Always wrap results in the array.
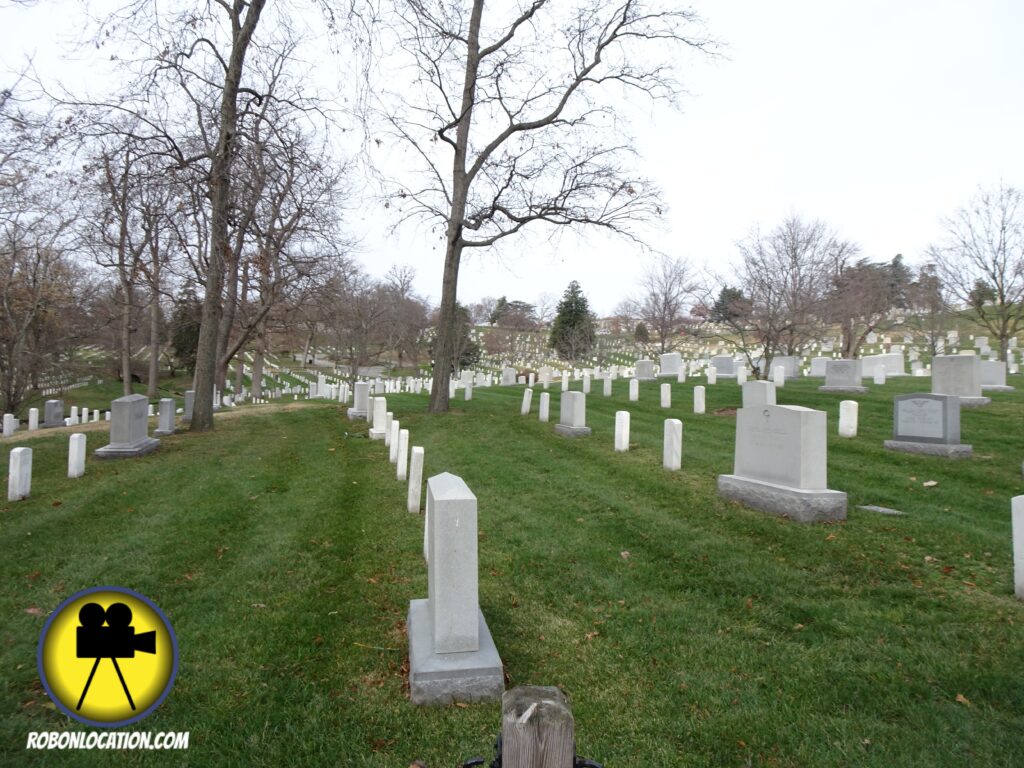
[
  {"xmin": 94, "ymin": 394, "xmax": 160, "ymax": 459},
  {"xmin": 931, "ymin": 355, "xmax": 990, "ymax": 407},
  {"xmin": 42, "ymin": 399, "xmax": 65, "ymax": 429},
  {"xmin": 710, "ymin": 355, "xmax": 736, "ymax": 376},
  {"xmin": 554, "ymin": 391, "xmax": 591, "ymax": 437},
  {"xmin": 980, "ymin": 360, "xmax": 1013, "ymax": 392},
  {"xmin": 634, "ymin": 359, "xmax": 655, "ymax": 380},
  {"xmin": 183, "ymin": 390, "xmax": 195, "ymax": 422},
  {"xmin": 819, "ymin": 359, "xmax": 868, "ymax": 393},
  {"xmin": 884, "ymin": 393, "xmax": 971, "ymax": 457},
  {"xmin": 658, "ymin": 352, "xmax": 682, "ymax": 378},
  {"xmin": 154, "ymin": 398, "xmax": 176, "ymax": 436}
]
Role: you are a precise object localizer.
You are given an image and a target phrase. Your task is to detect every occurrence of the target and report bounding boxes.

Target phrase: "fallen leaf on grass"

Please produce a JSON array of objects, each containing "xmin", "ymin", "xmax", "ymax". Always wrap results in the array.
[
  {"xmin": 584, "ymin": 631, "xmax": 599, "ymax": 641},
  {"xmin": 25, "ymin": 606, "xmax": 44, "ymax": 616},
  {"xmin": 51, "ymin": 500, "xmax": 62, "ymax": 507},
  {"xmin": 922, "ymin": 480, "xmax": 938, "ymax": 488},
  {"xmin": 955, "ymin": 693, "xmax": 970, "ymax": 706},
  {"xmin": 825, "ymin": 533, "xmax": 837, "ymax": 541},
  {"xmin": 251, "ymin": 603, "xmax": 267, "ymax": 609},
  {"xmin": 745, "ymin": 597, "xmax": 753, "ymax": 610},
  {"xmin": 620, "ymin": 551, "xmax": 631, "ymax": 560},
  {"xmin": 793, "ymin": 623, "xmax": 805, "ymax": 631},
  {"xmin": 454, "ymin": 702, "xmax": 469, "ymax": 709}
]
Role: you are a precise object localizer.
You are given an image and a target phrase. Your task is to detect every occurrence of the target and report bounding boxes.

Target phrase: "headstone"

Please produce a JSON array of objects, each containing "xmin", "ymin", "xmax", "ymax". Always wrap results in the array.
[
  {"xmin": 42, "ymin": 399, "xmax": 64, "ymax": 428},
  {"xmin": 7, "ymin": 446, "xmax": 31, "ymax": 501},
  {"xmin": 520, "ymin": 389, "xmax": 533, "ymax": 416},
  {"xmin": 68, "ymin": 433, "xmax": 86, "ymax": 478},
  {"xmin": 614, "ymin": 411, "xmax": 629, "ymax": 452},
  {"xmin": 396, "ymin": 428, "xmax": 410, "ymax": 481},
  {"xmin": 660, "ymin": 383, "xmax": 671, "ymax": 408},
  {"xmin": 717, "ymin": 405, "xmax": 847, "ymax": 522},
  {"xmin": 27, "ymin": 408, "xmax": 38, "ymax": 431},
  {"xmin": 183, "ymin": 390, "xmax": 195, "ymax": 422},
  {"xmin": 770, "ymin": 356, "xmax": 799, "ymax": 379},
  {"xmin": 408, "ymin": 473, "xmax": 504, "ymax": 705},
  {"xmin": 385, "ymin": 412, "xmax": 394, "ymax": 446},
  {"xmin": 369, "ymin": 398, "xmax": 388, "ymax": 439},
  {"xmin": 500, "ymin": 686, "xmax": 575, "ymax": 768},
  {"xmin": 707, "ymin": 366, "xmax": 717, "ymax": 385},
  {"xmin": 819, "ymin": 360, "xmax": 867, "ymax": 393},
  {"xmin": 1013, "ymin": 496, "xmax": 1024, "ymax": 600},
  {"xmin": 629, "ymin": 379, "xmax": 639, "ymax": 402},
  {"xmin": 742, "ymin": 380, "xmax": 776, "ymax": 408},
  {"xmin": 349, "ymin": 381, "xmax": 370, "ymax": 420},
  {"xmin": 70, "ymin": 405, "xmax": 79, "ymax": 425},
  {"xmin": 809, "ymin": 357, "xmax": 829, "ymax": 377},
  {"xmin": 710, "ymin": 355, "xmax": 735, "ymax": 376},
  {"xmin": 773, "ymin": 366, "xmax": 786, "ymax": 388},
  {"xmin": 94, "ymin": 395, "xmax": 160, "ymax": 459},
  {"xmin": 153, "ymin": 398, "xmax": 176, "ymax": 436},
  {"xmin": 862, "ymin": 352, "xmax": 905, "ymax": 378},
  {"xmin": 560, "ymin": 371, "xmax": 569, "ymax": 392},
  {"xmin": 501, "ymin": 367, "xmax": 516, "ymax": 386},
  {"xmin": 603, "ymin": 377, "xmax": 612, "ymax": 397},
  {"xmin": 2, "ymin": 413, "xmax": 14, "ymax": 438},
  {"xmin": 873, "ymin": 368, "xmax": 886, "ymax": 386},
  {"xmin": 389, "ymin": 420, "xmax": 401, "ymax": 463},
  {"xmin": 980, "ymin": 360, "xmax": 1014, "ymax": 392},
  {"xmin": 694, "ymin": 386, "xmax": 706, "ymax": 415},
  {"xmin": 677, "ymin": 367, "xmax": 686, "ymax": 383},
  {"xmin": 408, "ymin": 446, "xmax": 425, "ymax": 514},
  {"xmin": 464, "ymin": 383, "xmax": 473, "ymax": 401},
  {"xmin": 634, "ymin": 360, "xmax": 655, "ymax": 380},
  {"xmin": 736, "ymin": 366, "xmax": 747, "ymax": 385},
  {"xmin": 884, "ymin": 393, "xmax": 971, "ymax": 457},
  {"xmin": 658, "ymin": 353, "xmax": 682, "ymax": 378},
  {"xmin": 663, "ymin": 419, "xmax": 682, "ymax": 471},
  {"xmin": 554, "ymin": 392, "xmax": 591, "ymax": 437},
  {"xmin": 931, "ymin": 355, "xmax": 990, "ymax": 407},
  {"xmin": 538, "ymin": 392, "xmax": 550, "ymax": 423},
  {"xmin": 838, "ymin": 400, "xmax": 858, "ymax": 438}
]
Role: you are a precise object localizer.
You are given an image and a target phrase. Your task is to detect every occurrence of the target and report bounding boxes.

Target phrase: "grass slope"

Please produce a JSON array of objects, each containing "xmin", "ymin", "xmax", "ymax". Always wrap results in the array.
[{"xmin": 1, "ymin": 375, "xmax": 1023, "ymax": 767}]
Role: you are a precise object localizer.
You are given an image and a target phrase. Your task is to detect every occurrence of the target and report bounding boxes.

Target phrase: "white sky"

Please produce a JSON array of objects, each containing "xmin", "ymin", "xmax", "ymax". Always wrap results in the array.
[{"xmin": 3, "ymin": 1, "xmax": 1023, "ymax": 316}]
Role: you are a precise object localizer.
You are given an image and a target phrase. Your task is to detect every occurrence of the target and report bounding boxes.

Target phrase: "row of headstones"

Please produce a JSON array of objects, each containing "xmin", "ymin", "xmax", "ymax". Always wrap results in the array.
[{"xmin": 345, "ymin": 385, "xmax": 503, "ymax": 704}]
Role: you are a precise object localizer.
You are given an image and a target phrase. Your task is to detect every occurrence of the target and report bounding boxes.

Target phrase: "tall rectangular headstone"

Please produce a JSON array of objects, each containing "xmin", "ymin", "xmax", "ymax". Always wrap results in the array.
[
  {"xmin": 42, "ymin": 399, "xmax": 64, "ymax": 429},
  {"xmin": 94, "ymin": 395, "xmax": 160, "ymax": 459},
  {"xmin": 154, "ymin": 398, "xmax": 176, "ymax": 436},
  {"xmin": 614, "ymin": 411, "xmax": 629, "ymax": 452},
  {"xmin": 554, "ymin": 392, "xmax": 591, "ymax": 437},
  {"xmin": 1013, "ymin": 495, "xmax": 1024, "ymax": 601},
  {"xmin": 408, "ymin": 473, "xmax": 503, "ymax": 705},
  {"xmin": 68, "ymin": 433, "xmax": 86, "ymax": 478},
  {"xmin": 369, "ymin": 397, "xmax": 388, "ymax": 439},
  {"xmin": 28, "ymin": 408, "xmax": 39, "ymax": 431},
  {"xmin": 980, "ymin": 360, "xmax": 1013, "ymax": 392},
  {"xmin": 658, "ymin": 353, "xmax": 682, "ymax": 378},
  {"xmin": 348, "ymin": 382, "xmax": 370, "ymax": 420},
  {"xmin": 7, "ymin": 447, "xmax": 32, "ymax": 501},
  {"xmin": 663, "ymin": 419, "xmax": 682, "ymax": 471},
  {"xmin": 717, "ymin": 405, "xmax": 846, "ymax": 522},
  {"xmin": 183, "ymin": 390, "xmax": 195, "ymax": 422},
  {"xmin": 407, "ymin": 446, "xmax": 424, "ymax": 514},
  {"xmin": 742, "ymin": 380, "xmax": 776, "ymax": 408},
  {"xmin": 884, "ymin": 393, "xmax": 971, "ymax": 457},
  {"xmin": 520, "ymin": 388, "xmax": 533, "ymax": 416}
]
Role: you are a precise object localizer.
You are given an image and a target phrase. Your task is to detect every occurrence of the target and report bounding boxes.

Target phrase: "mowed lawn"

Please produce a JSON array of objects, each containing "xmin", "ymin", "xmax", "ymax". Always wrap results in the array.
[{"xmin": 2, "ymin": 375, "xmax": 1023, "ymax": 767}]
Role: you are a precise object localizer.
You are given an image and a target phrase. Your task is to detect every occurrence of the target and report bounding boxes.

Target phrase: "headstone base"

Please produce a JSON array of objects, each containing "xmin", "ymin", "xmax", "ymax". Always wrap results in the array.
[
  {"xmin": 635, "ymin": 375, "xmax": 656, "ymax": 382},
  {"xmin": 981, "ymin": 385, "xmax": 1014, "ymax": 392},
  {"xmin": 717, "ymin": 474, "xmax": 847, "ymax": 523},
  {"xmin": 407, "ymin": 599, "xmax": 504, "ymax": 706},
  {"xmin": 883, "ymin": 439, "xmax": 972, "ymax": 458},
  {"xmin": 94, "ymin": 437, "xmax": 161, "ymax": 460},
  {"xmin": 368, "ymin": 427, "xmax": 386, "ymax": 439},
  {"xmin": 817, "ymin": 386, "xmax": 869, "ymax": 394},
  {"xmin": 553, "ymin": 425, "xmax": 592, "ymax": 438},
  {"xmin": 153, "ymin": 428, "xmax": 176, "ymax": 437},
  {"xmin": 346, "ymin": 409, "xmax": 367, "ymax": 420},
  {"xmin": 958, "ymin": 396, "xmax": 991, "ymax": 408}
]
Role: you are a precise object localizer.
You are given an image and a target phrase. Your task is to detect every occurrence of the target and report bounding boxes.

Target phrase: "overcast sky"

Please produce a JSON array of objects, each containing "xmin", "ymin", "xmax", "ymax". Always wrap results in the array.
[{"xmin": 3, "ymin": 1, "xmax": 1022, "ymax": 316}]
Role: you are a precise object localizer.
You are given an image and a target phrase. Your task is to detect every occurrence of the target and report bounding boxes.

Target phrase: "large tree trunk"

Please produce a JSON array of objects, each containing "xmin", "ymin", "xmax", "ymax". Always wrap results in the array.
[
  {"xmin": 191, "ymin": 0, "xmax": 266, "ymax": 432},
  {"xmin": 429, "ymin": 0, "xmax": 484, "ymax": 414},
  {"xmin": 251, "ymin": 324, "xmax": 265, "ymax": 399}
]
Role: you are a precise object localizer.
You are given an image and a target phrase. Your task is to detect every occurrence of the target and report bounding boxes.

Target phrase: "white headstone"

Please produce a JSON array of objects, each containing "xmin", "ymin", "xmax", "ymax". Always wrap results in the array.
[
  {"xmin": 389, "ymin": 420, "xmax": 401, "ymax": 463},
  {"xmin": 838, "ymin": 400, "xmax": 858, "ymax": 438},
  {"xmin": 396, "ymin": 428, "xmax": 410, "ymax": 481},
  {"xmin": 603, "ymin": 377, "xmax": 612, "ymax": 397},
  {"xmin": 539, "ymin": 392, "xmax": 550, "ymax": 422},
  {"xmin": 520, "ymin": 388, "xmax": 533, "ymax": 416},
  {"xmin": 369, "ymin": 398, "xmax": 388, "ymax": 440},
  {"xmin": 629, "ymin": 379, "xmax": 639, "ymax": 402},
  {"xmin": 8, "ymin": 446, "xmax": 32, "ymax": 501},
  {"xmin": 773, "ymin": 366, "xmax": 785, "ymax": 388},
  {"xmin": 707, "ymin": 366, "xmax": 717, "ymax": 385},
  {"xmin": 2, "ymin": 413, "xmax": 14, "ymax": 438},
  {"xmin": 660, "ymin": 383, "xmax": 671, "ymax": 408},
  {"xmin": 614, "ymin": 411, "xmax": 630, "ymax": 452},
  {"xmin": 694, "ymin": 386, "xmax": 706, "ymax": 415},
  {"xmin": 555, "ymin": 392, "xmax": 590, "ymax": 436},
  {"xmin": 742, "ymin": 380, "xmax": 776, "ymax": 408},
  {"xmin": 408, "ymin": 446, "xmax": 425, "ymax": 514},
  {"xmin": 1013, "ymin": 495, "xmax": 1024, "ymax": 600},
  {"xmin": 68, "ymin": 433, "xmax": 86, "ymax": 478},
  {"xmin": 663, "ymin": 419, "xmax": 682, "ymax": 471},
  {"xmin": 28, "ymin": 408, "xmax": 39, "ymax": 431},
  {"xmin": 385, "ymin": 412, "xmax": 394, "ymax": 446},
  {"xmin": 874, "ymin": 367, "xmax": 886, "ymax": 386},
  {"xmin": 736, "ymin": 367, "xmax": 747, "ymax": 385}
]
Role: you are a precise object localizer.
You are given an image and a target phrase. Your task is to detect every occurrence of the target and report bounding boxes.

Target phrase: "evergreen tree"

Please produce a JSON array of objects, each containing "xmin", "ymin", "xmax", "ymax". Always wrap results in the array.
[
  {"xmin": 549, "ymin": 281, "xmax": 596, "ymax": 362},
  {"xmin": 169, "ymin": 287, "xmax": 203, "ymax": 374},
  {"xmin": 634, "ymin": 322, "xmax": 650, "ymax": 343},
  {"xmin": 709, "ymin": 286, "xmax": 747, "ymax": 323}
]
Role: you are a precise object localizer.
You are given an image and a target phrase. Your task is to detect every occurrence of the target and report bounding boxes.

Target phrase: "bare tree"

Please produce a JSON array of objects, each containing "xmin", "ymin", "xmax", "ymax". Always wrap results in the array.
[
  {"xmin": 619, "ymin": 254, "xmax": 695, "ymax": 353},
  {"xmin": 928, "ymin": 183, "xmax": 1024, "ymax": 361},
  {"xmin": 373, "ymin": 0, "xmax": 716, "ymax": 411},
  {"xmin": 825, "ymin": 257, "xmax": 897, "ymax": 359},
  {"xmin": 716, "ymin": 216, "xmax": 854, "ymax": 378}
]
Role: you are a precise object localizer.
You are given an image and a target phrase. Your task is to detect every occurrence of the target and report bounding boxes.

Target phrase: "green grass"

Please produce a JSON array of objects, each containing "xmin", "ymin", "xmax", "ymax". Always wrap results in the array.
[{"xmin": 1, "ymin": 375, "xmax": 1023, "ymax": 767}]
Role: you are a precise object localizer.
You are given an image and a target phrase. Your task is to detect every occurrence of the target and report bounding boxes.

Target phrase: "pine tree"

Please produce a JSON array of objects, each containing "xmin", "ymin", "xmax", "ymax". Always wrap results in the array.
[{"xmin": 549, "ymin": 281, "xmax": 596, "ymax": 362}]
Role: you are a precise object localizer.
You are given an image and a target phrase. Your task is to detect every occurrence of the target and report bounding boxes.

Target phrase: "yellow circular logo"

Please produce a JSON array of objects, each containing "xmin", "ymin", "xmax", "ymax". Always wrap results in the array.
[{"xmin": 38, "ymin": 587, "xmax": 178, "ymax": 727}]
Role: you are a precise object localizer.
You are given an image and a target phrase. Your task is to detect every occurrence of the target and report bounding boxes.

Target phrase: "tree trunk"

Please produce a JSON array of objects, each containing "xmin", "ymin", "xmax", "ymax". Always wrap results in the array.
[
  {"xmin": 429, "ymin": 0, "xmax": 484, "ymax": 414},
  {"xmin": 121, "ymin": 284, "xmax": 134, "ymax": 396},
  {"xmin": 233, "ymin": 351, "xmax": 245, "ymax": 397},
  {"xmin": 251, "ymin": 324, "xmax": 265, "ymax": 399},
  {"xmin": 147, "ymin": 291, "xmax": 160, "ymax": 398},
  {"xmin": 191, "ymin": 0, "xmax": 266, "ymax": 432}
]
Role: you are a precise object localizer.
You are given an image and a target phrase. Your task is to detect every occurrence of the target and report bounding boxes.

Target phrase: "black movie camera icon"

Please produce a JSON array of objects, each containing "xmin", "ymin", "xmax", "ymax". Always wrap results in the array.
[{"xmin": 75, "ymin": 602, "xmax": 156, "ymax": 711}]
